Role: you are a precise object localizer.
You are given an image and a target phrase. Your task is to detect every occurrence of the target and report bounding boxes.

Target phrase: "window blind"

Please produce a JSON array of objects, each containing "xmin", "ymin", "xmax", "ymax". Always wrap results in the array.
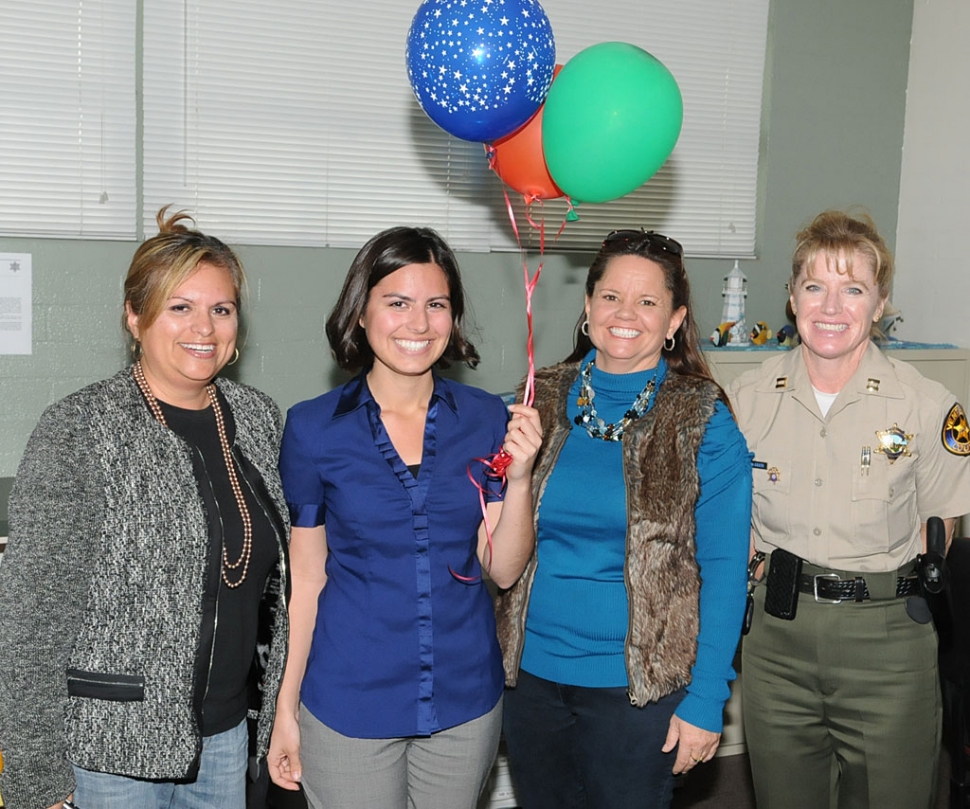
[
  {"xmin": 2, "ymin": 0, "xmax": 767, "ymax": 256},
  {"xmin": 0, "ymin": 0, "xmax": 136, "ymax": 239},
  {"xmin": 142, "ymin": 0, "xmax": 768, "ymax": 255}
]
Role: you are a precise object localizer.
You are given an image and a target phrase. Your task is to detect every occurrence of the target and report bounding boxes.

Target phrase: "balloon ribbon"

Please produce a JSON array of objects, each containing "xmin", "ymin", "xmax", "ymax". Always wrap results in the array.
[{"xmin": 452, "ymin": 187, "xmax": 568, "ymax": 584}]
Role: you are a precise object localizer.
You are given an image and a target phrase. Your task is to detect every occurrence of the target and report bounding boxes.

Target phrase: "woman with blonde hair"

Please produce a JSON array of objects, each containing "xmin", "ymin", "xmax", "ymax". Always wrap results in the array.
[
  {"xmin": 0, "ymin": 207, "xmax": 289, "ymax": 809},
  {"xmin": 730, "ymin": 210, "xmax": 970, "ymax": 808}
]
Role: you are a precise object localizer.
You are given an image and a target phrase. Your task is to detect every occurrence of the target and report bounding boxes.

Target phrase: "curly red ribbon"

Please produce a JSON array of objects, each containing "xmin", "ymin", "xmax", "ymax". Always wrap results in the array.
[{"xmin": 452, "ymin": 186, "xmax": 569, "ymax": 584}]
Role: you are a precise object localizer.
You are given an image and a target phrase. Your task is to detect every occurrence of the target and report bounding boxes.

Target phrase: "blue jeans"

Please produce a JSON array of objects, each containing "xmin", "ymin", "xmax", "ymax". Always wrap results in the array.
[
  {"xmin": 503, "ymin": 670, "xmax": 683, "ymax": 809},
  {"xmin": 72, "ymin": 719, "xmax": 248, "ymax": 809}
]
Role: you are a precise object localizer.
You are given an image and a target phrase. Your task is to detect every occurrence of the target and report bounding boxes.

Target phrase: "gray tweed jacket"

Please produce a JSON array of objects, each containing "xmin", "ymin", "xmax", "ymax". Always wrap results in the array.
[{"xmin": 0, "ymin": 369, "xmax": 290, "ymax": 809}]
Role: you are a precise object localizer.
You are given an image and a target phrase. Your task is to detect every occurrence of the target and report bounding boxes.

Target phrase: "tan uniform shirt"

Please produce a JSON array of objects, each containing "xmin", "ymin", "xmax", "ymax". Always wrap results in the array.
[{"xmin": 728, "ymin": 343, "xmax": 970, "ymax": 572}]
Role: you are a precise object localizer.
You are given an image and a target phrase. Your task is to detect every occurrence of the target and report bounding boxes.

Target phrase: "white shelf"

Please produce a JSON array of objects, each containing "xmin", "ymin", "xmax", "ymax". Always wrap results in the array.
[{"xmin": 705, "ymin": 346, "xmax": 970, "ymax": 403}]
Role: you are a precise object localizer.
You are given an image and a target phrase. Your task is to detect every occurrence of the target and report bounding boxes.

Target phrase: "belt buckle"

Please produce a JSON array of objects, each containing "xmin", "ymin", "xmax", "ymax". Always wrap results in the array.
[{"xmin": 814, "ymin": 572, "xmax": 843, "ymax": 604}]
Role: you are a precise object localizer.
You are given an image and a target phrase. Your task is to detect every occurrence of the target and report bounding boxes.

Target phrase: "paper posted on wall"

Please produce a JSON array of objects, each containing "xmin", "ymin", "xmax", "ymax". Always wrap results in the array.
[{"xmin": 0, "ymin": 253, "xmax": 32, "ymax": 355}]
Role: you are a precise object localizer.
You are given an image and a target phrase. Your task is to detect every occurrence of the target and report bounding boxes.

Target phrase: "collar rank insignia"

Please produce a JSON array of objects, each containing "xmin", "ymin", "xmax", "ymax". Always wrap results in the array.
[
  {"xmin": 943, "ymin": 403, "xmax": 970, "ymax": 456},
  {"xmin": 874, "ymin": 423, "xmax": 913, "ymax": 464},
  {"xmin": 866, "ymin": 378, "xmax": 880, "ymax": 392},
  {"xmin": 774, "ymin": 377, "xmax": 788, "ymax": 390}
]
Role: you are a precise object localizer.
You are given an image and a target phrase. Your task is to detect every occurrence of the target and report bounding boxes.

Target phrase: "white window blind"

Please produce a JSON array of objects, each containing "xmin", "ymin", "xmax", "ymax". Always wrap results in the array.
[
  {"xmin": 0, "ymin": 0, "xmax": 136, "ymax": 239},
  {"xmin": 1, "ymin": 1, "xmax": 767, "ymax": 254},
  {"xmin": 541, "ymin": 1, "xmax": 769, "ymax": 257},
  {"xmin": 142, "ymin": 0, "xmax": 501, "ymax": 248},
  {"xmin": 143, "ymin": 0, "xmax": 768, "ymax": 256}
]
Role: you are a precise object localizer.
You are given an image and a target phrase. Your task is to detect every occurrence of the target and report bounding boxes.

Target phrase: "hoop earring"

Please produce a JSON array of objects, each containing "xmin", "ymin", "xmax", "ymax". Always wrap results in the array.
[
  {"xmin": 227, "ymin": 348, "xmax": 240, "ymax": 366},
  {"xmin": 581, "ymin": 321, "xmax": 590, "ymax": 336},
  {"xmin": 663, "ymin": 335, "xmax": 676, "ymax": 351}
]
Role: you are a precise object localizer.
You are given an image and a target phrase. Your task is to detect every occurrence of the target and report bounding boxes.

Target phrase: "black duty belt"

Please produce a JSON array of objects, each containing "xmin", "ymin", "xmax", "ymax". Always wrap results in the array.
[{"xmin": 797, "ymin": 572, "xmax": 921, "ymax": 603}]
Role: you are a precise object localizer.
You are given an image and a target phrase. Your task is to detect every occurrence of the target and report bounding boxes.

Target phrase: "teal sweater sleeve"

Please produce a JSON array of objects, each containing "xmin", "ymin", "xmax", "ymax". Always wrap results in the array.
[{"xmin": 673, "ymin": 401, "xmax": 752, "ymax": 732}]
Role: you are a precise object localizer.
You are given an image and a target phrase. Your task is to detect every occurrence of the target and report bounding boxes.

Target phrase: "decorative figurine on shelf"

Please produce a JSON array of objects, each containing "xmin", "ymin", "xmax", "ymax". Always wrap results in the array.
[
  {"xmin": 720, "ymin": 260, "xmax": 750, "ymax": 346},
  {"xmin": 776, "ymin": 323, "xmax": 798, "ymax": 348},
  {"xmin": 710, "ymin": 321, "xmax": 736, "ymax": 347},
  {"xmin": 750, "ymin": 321, "xmax": 773, "ymax": 345}
]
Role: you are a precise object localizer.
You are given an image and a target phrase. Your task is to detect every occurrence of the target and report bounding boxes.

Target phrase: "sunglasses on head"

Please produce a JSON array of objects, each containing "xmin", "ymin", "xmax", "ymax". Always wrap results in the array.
[{"xmin": 603, "ymin": 229, "xmax": 683, "ymax": 257}]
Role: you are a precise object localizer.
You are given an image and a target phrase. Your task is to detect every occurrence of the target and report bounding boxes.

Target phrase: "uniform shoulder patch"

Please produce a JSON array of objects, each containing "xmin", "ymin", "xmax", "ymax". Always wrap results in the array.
[{"xmin": 942, "ymin": 403, "xmax": 970, "ymax": 456}]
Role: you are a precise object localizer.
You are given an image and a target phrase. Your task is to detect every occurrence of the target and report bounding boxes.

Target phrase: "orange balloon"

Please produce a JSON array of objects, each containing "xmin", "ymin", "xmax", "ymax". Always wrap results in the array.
[{"xmin": 488, "ymin": 65, "xmax": 564, "ymax": 201}]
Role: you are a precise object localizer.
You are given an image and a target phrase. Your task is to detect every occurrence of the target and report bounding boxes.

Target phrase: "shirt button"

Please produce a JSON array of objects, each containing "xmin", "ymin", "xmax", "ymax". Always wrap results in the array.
[
  {"xmin": 814, "ymin": 478, "xmax": 822, "ymax": 486},
  {"xmin": 813, "ymin": 528, "xmax": 822, "ymax": 536},
  {"xmin": 889, "ymin": 487, "xmax": 894, "ymax": 498},
  {"xmin": 820, "ymin": 428, "xmax": 827, "ymax": 438}
]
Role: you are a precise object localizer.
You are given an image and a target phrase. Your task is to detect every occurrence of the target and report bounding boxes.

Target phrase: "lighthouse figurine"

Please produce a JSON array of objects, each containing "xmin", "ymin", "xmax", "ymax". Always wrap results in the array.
[{"xmin": 721, "ymin": 260, "xmax": 750, "ymax": 346}]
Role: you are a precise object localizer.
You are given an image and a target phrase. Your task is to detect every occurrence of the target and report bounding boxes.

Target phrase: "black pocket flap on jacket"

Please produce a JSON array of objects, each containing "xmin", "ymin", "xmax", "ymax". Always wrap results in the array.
[{"xmin": 67, "ymin": 668, "xmax": 145, "ymax": 701}]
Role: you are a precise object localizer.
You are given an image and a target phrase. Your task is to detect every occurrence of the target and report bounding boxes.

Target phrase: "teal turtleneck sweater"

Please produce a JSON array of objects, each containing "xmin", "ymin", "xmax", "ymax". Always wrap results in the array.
[{"xmin": 521, "ymin": 353, "xmax": 751, "ymax": 732}]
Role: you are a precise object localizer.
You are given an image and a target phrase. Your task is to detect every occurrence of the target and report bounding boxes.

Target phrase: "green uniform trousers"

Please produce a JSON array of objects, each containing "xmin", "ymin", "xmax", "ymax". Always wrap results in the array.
[{"xmin": 742, "ymin": 579, "xmax": 940, "ymax": 809}]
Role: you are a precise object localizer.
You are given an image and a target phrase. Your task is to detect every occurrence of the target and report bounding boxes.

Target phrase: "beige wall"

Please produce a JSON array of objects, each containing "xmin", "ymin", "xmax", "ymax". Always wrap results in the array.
[{"xmin": 894, "ymin": 0, "xmax": 970, "ymax": 348}]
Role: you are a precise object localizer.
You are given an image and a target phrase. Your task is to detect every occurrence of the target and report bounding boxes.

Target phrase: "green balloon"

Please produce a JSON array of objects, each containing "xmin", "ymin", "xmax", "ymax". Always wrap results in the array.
[{"xmin": 542, "ymin": 42, "xmax": 683, "ymax": 204}]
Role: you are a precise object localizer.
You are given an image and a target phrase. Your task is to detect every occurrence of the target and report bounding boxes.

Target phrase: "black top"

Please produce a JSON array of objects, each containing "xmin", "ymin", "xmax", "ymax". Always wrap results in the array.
[{"xmin": 160, "ymin": 393, "xmax": 278, "ymax": 735}]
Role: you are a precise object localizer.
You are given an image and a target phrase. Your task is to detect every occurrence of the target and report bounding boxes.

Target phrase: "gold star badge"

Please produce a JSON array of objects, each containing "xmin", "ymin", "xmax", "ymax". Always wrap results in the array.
[{"xmin": 874, "ymin": 423, "xmax": 913, "ymax": 464}]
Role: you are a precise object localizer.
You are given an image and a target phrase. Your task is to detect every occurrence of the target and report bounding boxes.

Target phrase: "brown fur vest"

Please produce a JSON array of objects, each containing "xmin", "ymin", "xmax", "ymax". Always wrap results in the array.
[{"xmin": 494, "ymin": 360, "xmax": 721, "ymax": 706}]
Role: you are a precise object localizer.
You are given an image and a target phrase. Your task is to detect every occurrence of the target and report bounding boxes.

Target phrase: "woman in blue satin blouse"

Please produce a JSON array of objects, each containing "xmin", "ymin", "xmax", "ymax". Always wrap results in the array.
[{"xmin": 266, "ymin": 226, "xmax": 542, "ymax": 809}]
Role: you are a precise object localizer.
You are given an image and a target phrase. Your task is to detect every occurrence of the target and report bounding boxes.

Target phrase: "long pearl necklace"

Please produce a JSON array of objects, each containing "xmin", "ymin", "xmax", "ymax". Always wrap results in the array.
[
  {"xmin": 132, "ymin": 361, "xmax": 252, "ymax": 588},
  {"xmin": 574, "ymin": 361, "xmax": 658, "ymax": 441}
]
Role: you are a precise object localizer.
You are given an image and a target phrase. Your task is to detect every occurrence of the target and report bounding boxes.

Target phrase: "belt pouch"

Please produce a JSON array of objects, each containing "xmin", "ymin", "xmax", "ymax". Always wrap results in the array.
[{"xmin": 764, "ymin": 548, "xmax": 802, "ymax": 620}]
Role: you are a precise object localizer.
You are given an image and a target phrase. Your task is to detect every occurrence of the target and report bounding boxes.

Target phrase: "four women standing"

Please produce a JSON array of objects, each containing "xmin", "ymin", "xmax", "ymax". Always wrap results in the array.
[{"xmin": 0, "ymin": 210, "xmax": 962, "ymax": 809}]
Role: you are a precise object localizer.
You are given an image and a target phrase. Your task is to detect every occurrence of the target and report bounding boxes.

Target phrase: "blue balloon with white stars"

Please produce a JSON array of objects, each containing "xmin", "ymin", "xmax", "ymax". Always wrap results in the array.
[{"xmin": 406, "ymin": 0, "xmax": 556, "ymax": 143}]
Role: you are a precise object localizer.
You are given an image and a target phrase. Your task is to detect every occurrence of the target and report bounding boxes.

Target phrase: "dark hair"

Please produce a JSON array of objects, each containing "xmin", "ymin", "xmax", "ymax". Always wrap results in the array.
[
  {"xmin": 565, "ymin": 230, "xmax": 723, "ymax": 390},
  {"xmin": 326, "ymin": 226, "xmax": 480, "ymax": 373},
  {"xmin": 123, "ymin": 205, "xmax": 245, "ymax": 348}
]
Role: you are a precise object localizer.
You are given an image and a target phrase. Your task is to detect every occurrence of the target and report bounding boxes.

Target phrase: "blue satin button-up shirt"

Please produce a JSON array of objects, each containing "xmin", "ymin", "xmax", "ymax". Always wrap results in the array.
[{"xmin": 279, "ymin": 372, "xmax": 508, "ymax": 738}]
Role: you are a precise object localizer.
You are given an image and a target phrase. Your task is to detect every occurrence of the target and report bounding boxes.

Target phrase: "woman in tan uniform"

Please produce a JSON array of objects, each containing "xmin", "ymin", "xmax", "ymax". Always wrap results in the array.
[{"xmin": 729, "ymin": 210, "xmax": 970, "ymax": 809}]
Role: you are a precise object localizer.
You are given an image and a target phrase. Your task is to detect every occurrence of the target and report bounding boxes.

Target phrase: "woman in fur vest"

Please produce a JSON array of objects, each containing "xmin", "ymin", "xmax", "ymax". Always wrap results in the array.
[{"xmin": 496, "ymin": 229, "xmax": 751, "ymax": 809}]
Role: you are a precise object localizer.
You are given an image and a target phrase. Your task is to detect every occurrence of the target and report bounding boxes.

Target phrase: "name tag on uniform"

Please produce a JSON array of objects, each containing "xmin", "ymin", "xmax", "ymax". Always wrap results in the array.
[{"xmin": 752, "ymin": 459, "xmax": 780, "ymax": 483}]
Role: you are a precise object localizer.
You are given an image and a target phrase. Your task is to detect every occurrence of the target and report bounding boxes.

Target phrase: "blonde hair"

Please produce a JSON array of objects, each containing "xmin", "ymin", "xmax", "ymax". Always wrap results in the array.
[
  {"xmin": 123, "ymin": 206, "xmax": 246, "ymax": 347},
  {"xmin": 791, "ymin": 210, "xmax": 893, "ymax": 299}
]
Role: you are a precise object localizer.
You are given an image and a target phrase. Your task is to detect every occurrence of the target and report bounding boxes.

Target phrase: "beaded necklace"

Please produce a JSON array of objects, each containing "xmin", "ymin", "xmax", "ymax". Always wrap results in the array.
[
  {"xmin": 132, "ymin": 360, "xmax": 252, "ymax": 588},
  {"xmin": 573, "ymin": 360, "xmax": 658, "ymax": 441}
]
